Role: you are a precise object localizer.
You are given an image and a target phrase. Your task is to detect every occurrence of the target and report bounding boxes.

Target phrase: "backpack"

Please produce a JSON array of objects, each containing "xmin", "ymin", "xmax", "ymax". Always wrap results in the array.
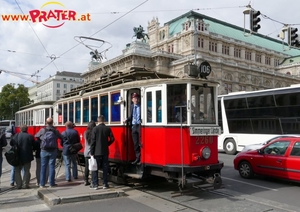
[
  {"xmin": 5, "ymin": 134, "xmax": 20, "ymax": 167},
  {"xmin": 41, "ymin": 128, "xmax": 58, "ymax": 150}
]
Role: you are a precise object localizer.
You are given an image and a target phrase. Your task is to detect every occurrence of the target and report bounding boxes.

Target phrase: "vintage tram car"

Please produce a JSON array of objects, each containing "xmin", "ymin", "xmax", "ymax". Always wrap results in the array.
[{"xmin": 15, "ymin": 67, "xmax": 223, "ymax": 189}]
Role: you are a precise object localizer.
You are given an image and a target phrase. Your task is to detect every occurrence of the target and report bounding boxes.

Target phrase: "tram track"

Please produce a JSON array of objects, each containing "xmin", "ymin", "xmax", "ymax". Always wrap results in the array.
[{"xmin": 125, "ymin": 178, "xmax": 222, "ymax": 212}]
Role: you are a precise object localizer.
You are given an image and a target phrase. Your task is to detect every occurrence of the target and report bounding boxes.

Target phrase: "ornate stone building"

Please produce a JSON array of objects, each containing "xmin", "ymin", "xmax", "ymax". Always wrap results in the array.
[{"xmin": 82, "ymin": 11, "xmax": 300, "ymax": 95}]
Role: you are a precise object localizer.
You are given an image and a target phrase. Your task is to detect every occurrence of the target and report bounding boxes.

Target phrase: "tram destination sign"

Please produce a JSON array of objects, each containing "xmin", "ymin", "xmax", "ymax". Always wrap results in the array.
[
  {"xmin": 190, "ymin": 126, "xmax": 221, "ymax": 136},
  {"xmin": 199, "ymin": 61, "xmax": 211, "ymax": 79}
]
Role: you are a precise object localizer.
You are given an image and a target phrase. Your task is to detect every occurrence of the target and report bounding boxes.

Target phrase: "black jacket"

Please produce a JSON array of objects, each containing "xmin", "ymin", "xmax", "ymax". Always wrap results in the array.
[
  {"xmin": 90, "ymin": 123, "xmax": 114, "ymax": 156},
  {"xmin": 0, "ymin": 131, "xmax": 7, "ymax": 149},
  {"xmin": 10, "ymin": 132, "xmax": 34, "ymax": 164}
]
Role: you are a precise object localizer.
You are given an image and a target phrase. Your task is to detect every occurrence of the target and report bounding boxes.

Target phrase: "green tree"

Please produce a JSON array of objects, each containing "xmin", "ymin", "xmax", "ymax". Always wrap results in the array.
[{"xmin": 0, "ymin": 83, "xmax": 31, "ymax": 120}]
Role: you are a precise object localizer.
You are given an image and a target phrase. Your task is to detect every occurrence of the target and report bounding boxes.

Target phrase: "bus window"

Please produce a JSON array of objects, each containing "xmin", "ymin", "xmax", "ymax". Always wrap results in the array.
[
  {"xmin": 91, "ymin": 97, "xmax": 98, "ymax": 122},
  {"xmin": 111, "ymin": 92, "xmax": 120, "ymax": 122}
]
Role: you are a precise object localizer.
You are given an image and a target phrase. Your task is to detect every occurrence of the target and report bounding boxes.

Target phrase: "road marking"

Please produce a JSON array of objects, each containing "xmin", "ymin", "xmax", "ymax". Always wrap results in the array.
[{"xmin": 222, "ymin": 176, "xmax": 278, "ymax": 191}]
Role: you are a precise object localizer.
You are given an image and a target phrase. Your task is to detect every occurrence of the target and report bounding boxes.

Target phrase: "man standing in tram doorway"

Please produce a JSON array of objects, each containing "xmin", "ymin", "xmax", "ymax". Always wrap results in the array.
[{"xmin": 124, "ymin": 93, "xmax": 141, "ymax": 165}]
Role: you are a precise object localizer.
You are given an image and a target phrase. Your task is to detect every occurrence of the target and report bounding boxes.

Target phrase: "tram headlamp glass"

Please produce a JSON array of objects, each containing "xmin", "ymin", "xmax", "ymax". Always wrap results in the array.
[{"xmin": 202, "ymin": 147, "xmax": 211, "ymax": 159}]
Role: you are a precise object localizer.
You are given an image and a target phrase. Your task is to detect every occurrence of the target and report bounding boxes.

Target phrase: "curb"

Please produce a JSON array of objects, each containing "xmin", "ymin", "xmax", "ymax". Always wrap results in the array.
[{"xmin": 37, "ymin": 188, "xmax": 126, "ymax": 206}]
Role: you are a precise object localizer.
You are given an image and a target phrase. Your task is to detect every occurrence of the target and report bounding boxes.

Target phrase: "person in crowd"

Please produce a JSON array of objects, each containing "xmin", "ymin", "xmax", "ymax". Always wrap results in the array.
[
  {"xmin": 10, "ymin": 167, "xmax": 15, "ymax": 186},
  {"xmin": 83, "ymin": 121, "xmax": 96, "ymax": 186},
  {"xmin": 10, "ymin": 124, "xmax": 34, "ymax": 189},
  {"xmin": 0, "ymin": 128, "xmax": 8, "ymax": 190},
  {"xmin": 33, "ymin": 136, "xmax": 49, "ymax": 186},
  {"xmin": 61, "ymin": 121, "xmax": 80, "ymax": 182},
  {"xmin": 124, "ymin": 93, "xmax": 141, "ymax": 164},
  {"xmin": 9, "ymin": 123, "xmax": 16, "ymax": 187},
  {"xmin": 90, "ymin": 115, "xmax": 114, "ymax": 189},
  {"xmin": 35, "ymin": 117, "xmax": 63, "ymax": 188}
]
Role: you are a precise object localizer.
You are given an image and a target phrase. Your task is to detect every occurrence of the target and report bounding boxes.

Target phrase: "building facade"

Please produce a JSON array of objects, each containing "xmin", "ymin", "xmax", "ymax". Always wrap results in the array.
[
  {"xmin": 81, "ymin": 11, "xmax": 300, "ymax": 94},
  {"xmin": 29, "ymin": 71, "xmax": 83, "ymax": 103}
]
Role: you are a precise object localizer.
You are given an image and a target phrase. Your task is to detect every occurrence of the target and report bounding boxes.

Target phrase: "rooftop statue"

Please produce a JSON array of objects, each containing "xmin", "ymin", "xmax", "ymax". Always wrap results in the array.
[{"xmin": 133, "ymin": 25, "xmax": 149, "ymax": 42}]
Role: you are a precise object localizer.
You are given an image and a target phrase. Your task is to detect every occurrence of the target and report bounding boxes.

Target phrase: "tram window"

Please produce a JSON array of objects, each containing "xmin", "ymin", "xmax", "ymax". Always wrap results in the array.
[
  {"xmin": 83, "ymin": 99, "xmax": 89, "ymax": 123},
  {"xmin": 100, "ymin": 95, "xmax": 108, "ymax": 122},
  {"xmin": 111, "ymin": 92, "xmax": 121, "ymax": 122},
  {"xmin": 58, "ymin": 104, "xmax": 62, "ymax": 124},
  {"xmin": 156, "ymin": 90, "xmax": 162, "ymax": 123},
  {"xmin": 69, "ymin": 102, "xmax": 74, "ymax": 123},
  {"xmin": 147, "ymin": 92, "xmax": 152, "ymax": 123},
  {"xmin": 91, "ymin": 97, "xmax": 98, "ymax": 122},
  {"xmin": 191, "ymin": 85, "xmax": 215, "ymax": 124},
  {"xmin": 75, "ymin": 101, "xmax": 80, "ymax": 123},
  {"xmin": 167, "ymin": 84, "xmax": 187, "ymax": 123},
  {"xmin": 45, "ymin": 108, "xmax": 49, "ymax": 123},
  {"xmin": 63, "ymin": 103, "xmax": 68, "ymax": 123}
]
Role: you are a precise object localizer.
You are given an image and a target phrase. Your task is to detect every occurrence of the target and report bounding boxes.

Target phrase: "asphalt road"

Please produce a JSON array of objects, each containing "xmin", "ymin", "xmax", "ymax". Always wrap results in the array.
[{"xmin": 1, "ymin": 152, "xmax": 300, "ymax": 212}]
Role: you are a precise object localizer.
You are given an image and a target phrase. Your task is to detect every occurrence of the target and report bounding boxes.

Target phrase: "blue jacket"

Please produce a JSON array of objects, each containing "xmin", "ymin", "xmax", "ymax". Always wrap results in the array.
[{"xmin": 61, "ymin": 128, "xmax": 80, "ymax": 155}]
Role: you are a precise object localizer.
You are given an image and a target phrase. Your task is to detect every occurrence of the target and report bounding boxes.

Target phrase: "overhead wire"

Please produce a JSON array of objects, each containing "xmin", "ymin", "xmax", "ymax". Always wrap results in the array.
[
  {"xmin": 37, "ymin": 0, "xmax": 149, "ymax": 76},
  {"xmin": 5, "ymin": 2, "xmax": 300, "ymax": 85},
  {"xmin": 15, "ymin": 0, "xmax": 58, "ymax": 71}
]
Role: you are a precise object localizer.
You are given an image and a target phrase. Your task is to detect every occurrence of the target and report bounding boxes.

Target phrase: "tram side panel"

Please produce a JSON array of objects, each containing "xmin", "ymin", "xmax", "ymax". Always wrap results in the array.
[{"xmin": 141, "ymin": 126, "xmax": 219, "ymax": 167}]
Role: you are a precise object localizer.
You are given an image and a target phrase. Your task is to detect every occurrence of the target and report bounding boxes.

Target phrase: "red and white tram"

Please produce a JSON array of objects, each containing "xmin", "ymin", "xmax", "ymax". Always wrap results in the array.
[{"xmin": 15, "ymin": 67, "xmax": 223, "ymax": 189}]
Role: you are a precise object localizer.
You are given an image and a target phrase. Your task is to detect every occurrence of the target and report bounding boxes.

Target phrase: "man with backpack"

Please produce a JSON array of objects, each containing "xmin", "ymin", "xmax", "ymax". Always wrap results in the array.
[
  {"xmin": 0, "ymin": 128, "xmax": 8, "ymax": 190},
  {"xmin": 35, "ymin": 117, "xmax": 63, "ymax": 188},
  {"xmin": 61, "ymin": 121, "xmax": 80, "ymax": 182}
]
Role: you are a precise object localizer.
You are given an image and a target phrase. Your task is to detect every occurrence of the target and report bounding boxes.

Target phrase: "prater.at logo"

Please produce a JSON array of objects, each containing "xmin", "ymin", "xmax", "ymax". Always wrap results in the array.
[{"xmin": 1, "ymin": 1, "xmax": 91, "ymax": 28}]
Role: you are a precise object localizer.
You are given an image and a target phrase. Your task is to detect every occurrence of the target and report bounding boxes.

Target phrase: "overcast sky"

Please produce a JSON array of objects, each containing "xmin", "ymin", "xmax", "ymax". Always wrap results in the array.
[{"xmin": 0, "ymin": 0, "xmax": 299, "ymax": 90}]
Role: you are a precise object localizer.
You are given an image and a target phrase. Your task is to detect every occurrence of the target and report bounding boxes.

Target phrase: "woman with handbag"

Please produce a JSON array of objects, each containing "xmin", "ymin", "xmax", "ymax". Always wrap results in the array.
[{"xmin": 83, "ymin": 121, "xmax": 96, "ymax": 186}]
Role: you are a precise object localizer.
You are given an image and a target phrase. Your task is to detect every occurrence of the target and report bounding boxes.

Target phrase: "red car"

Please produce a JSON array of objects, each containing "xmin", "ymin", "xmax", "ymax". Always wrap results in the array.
[{"xmin": 234, "ymin": 137, "xmax": 300, "ymax": 182}]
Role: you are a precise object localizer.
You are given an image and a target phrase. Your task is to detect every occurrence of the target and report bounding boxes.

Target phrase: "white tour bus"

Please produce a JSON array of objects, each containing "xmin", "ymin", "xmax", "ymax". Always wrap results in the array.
[
  {"xmin": 0, "ymin": 120, "xmax": 15, "ymax": 138},
  {"xmin": 218, "ymin": 84, "xmax": 300, "ymax": 154}
]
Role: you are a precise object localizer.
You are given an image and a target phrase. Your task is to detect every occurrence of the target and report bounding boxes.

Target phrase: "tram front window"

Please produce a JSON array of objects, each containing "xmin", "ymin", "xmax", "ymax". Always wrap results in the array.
[
  {"xmin": 191, "ymin": 85, "xmax": 215, "ymax": 124},
  {"xmin": 167, "ymin": 84, "xmax": 187, "ymax": 123}
]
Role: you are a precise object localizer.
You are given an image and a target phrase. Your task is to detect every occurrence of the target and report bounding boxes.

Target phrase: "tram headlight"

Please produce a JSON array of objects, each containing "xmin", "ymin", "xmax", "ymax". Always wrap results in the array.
[{"xmin": 201, "ymin": 147, "xmax": 211, "ymax": 159}]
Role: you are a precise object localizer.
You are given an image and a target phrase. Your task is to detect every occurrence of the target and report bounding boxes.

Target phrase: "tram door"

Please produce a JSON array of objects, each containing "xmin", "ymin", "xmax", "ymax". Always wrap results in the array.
[{"xmin": 125, "ymin": 89, "xmax": 141, "ymax": 163}]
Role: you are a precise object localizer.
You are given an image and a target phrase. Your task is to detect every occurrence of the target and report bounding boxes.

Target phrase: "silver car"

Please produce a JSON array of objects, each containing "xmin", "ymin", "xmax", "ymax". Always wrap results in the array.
[{"xmin": 241, "ymin": 135, "xmax": 300, "ymax": 152}]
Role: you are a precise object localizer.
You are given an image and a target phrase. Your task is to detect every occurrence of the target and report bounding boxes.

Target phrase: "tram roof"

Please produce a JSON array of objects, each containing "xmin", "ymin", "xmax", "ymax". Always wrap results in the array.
[
  {"xmin": 19, "ymin": 101, "xmax": 55, "ymax": 111},
  {"xmin": 63, "ymin": 67, "xmax": 177, "ymax": 98}
]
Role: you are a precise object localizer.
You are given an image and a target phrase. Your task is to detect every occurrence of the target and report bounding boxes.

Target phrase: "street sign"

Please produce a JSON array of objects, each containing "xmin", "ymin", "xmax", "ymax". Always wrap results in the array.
[{"xmin": 199, "ymin": 61, "xmax": 211, "ymax": 78}]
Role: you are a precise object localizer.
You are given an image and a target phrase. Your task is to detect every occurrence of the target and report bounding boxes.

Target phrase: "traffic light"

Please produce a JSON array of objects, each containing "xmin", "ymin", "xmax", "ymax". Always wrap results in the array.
[
  {"xmin": 288, "ymin": 27, "xmax": 300, "ymax": 47},
  {"xmin": 250, "ymin": 10, "xmax": 261, "ymax": 33}
]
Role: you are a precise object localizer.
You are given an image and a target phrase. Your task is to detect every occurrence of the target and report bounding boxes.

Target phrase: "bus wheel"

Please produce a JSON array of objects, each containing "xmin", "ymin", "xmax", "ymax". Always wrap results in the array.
[{"xmin": 224, "ymin": 139, "xmax": 237, "ymax": 155}]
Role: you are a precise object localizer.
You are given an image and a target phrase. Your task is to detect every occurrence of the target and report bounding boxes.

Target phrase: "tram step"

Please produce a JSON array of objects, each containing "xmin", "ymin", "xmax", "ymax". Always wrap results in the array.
[
  {"xmin": 123, "ymin": 173, "xmax": 143, "ymax": 179},
  {"xmin": 185, "ymin": 177, "xmax": 205, "ymax": 185}
]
